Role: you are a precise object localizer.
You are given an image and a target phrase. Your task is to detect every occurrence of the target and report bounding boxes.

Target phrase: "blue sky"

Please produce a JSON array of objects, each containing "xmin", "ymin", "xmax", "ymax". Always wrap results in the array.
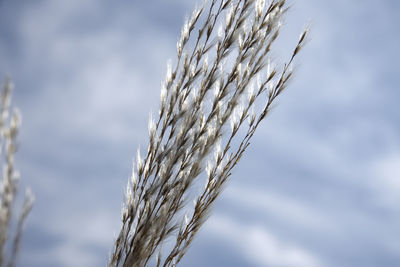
[{"xmin": 0, "ymin": 0, "xmax": 399, "ymax": 266}]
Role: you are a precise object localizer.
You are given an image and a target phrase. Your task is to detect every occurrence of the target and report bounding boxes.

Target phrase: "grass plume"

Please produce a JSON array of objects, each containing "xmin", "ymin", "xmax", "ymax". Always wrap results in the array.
[
  {"xmin": 0, "ymin": 78, "xmax": 34, "ymax": 267},
  {"xmin": 110, "ymin": 0, "xmax": 308, "ymax": 266}
]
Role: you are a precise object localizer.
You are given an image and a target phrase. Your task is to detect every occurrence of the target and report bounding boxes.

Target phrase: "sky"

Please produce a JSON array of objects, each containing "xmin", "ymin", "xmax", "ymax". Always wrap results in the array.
[{"xmin": 0, "ymin": 0, "xmax": 399, "ymax": 266}]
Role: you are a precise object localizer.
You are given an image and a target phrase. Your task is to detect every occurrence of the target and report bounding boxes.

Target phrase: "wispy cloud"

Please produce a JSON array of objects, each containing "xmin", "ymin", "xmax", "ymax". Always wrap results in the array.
[
  {"xmin": 371, "ymin": 152, "xmax": 400, "ymax": 205},
  {"xmin": 206, "ymin": 215, "xmax": 322, "ymax": 267}
]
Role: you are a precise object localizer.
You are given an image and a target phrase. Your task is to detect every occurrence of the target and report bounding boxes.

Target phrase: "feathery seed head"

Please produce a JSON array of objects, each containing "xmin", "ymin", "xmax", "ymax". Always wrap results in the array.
[
  {"xmin": 182, "ymin": 98, "xmax": 190, "ymax": 112},
  {"xmin": 236, "ymin": 63, "xmax": 242, "ymax": 77},
  {"xmin": 238, "ymin": 34, "xmax": 244, "ymax": 51},
  {"xmin": 189, "ymin": 63, "xmax": 196, "ymax": 78},
  {"xmin": 148, "ymin": 112, "xmax": 156, "ymax": 136},
  {"xmin": 268, "ymin": 81, "xmax": 274, "ymax": 97},
  {"xmin": 1, "ymin": 78, "xmax": 13, "ymax": 109},
  {"xmin": 205, "ymin": 161, "xmax": 213, "ymax": 180},
  {"xmin": 166, "ymin": 60, "xmax": 173, "ymax": 84},
  {"xmin": 242, "ymin": 20, "xmax": 248, "ymax": 34},
  {"xmin": 191, "ymin": 88, "xmax": 198, "ymax": 103},
  {"xmin": 183, "ymin": 20, "xmax": 189, "ymax": 39},
  {"xmin": 219, "ymin": 61, "xmax": 225, "ymax": 77},
  {"xmin": 248, "ymin": 106, "xmax": 256, "ymax": 126},
  {"xmin": 122, "ymin": 203, "xmax": 128, "ymax": 221},
  {"xmin": 111, "ymin": 1, "xmax": 309, "ymax": 265},
  {"xmin": 214, "ymin": 140, "xmax": 222, "ymax": 162},
  {"xmin": 10, "ymin": 109, "xmax": 21, "ymax": 130},
  {"xmin": 161, "ymin": 203, "xmax": 167, "ymax": 217},
  {"xmin": 160, "ymin": 83, "xmax": 167, "ymax": 102},
  {"xmin": 189, "ymin": 6, "xmax": 202, "ymax": 29},
  {"xmin": 214, "ymin": 80, "xmax": 221, "ymax": 98},
  {"xmin": 184, "ymin": 214, "xmax": 189, "ymax": 226},
  {"xmin": 216, "ymin": 101, "xmax": 223, "ymax": 119},
  {"xmin": 136, "ymin": 147, "xmax": 143, "ymax": 174},
  {"xmin": 230, "ymin": 114, "xmax": 237, "ymax": 132},
  {"xmin": 199, "ymin": 113, "xmax": 206, "ymax": 129},
  {"xmin": 202, "ymin": 55, "xmax": 209, "ymax": 74},
  {"xmin": 207, "ymin": 121, "xmax": 216, "ymax": 139},
  {"xmin": 125, "ymin": 183, "xmax": 133, "ymax": 204},
  {"xmin": 218, "ymin": 24, "xmax": 224, "ymax": 40},
  {"xmin": 255, "ymin": 0, "xmax": 265, "ymax": 18},
  {"xmin": 177, "ymin": 42, "xmax": 183, "ymax": 57},
  {"xmin": 248, "ymin": 82, "xmax": 255, "ymax": 99},
  {"xmin": 266, "ymin": 57, "xmax": 272, "ymax": 77},
  {"xmin": 226, "ymin": 5, "xmax": 234, "ymax": 28},
  {"xmin": 177, "ymin": 19, "xmax": 190, "ymax": 55},
  {"xmin": 131, "ymin": 163, "xmax": 137, "ymax": 188}
]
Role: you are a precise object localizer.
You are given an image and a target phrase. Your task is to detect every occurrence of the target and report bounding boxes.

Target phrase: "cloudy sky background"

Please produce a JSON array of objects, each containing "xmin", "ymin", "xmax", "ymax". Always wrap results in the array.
[{"xmin": 0, "ymin": 0, "xmax": 399, "ymax": 266}]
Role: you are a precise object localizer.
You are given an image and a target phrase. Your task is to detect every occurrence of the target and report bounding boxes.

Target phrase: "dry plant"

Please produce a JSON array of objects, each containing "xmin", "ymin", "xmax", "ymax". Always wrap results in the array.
[
  {"xmin": 110, "ymin": 0, "xmax": 308, "ymax": 266},
  {"xmin": 0, "ymin": 78, "xmax": 34, "ymax": 267}
]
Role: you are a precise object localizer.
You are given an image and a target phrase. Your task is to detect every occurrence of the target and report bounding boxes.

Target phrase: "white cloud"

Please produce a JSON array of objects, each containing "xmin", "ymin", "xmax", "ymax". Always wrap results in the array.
[
  {"xmin": 224, "ymin": 186, "xmax": 332, "ymax": 232},
  {"xmin": 372, "ymin": 153, "xmax": 400, "ymax": 205},
  {"xmin": 206, "ymin": 215, "xmax": 322, "ymax": 267},
  {"xmin": 25, "ymin": 209, "xmax": 118, "ymax": 267},
  {"xmin": 43, "ymin": 241, "xmax": 100, "ymax": 267},
  {"xmin": 15, "ymin": 0, "xmax": 178, "ymax": 144}
]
